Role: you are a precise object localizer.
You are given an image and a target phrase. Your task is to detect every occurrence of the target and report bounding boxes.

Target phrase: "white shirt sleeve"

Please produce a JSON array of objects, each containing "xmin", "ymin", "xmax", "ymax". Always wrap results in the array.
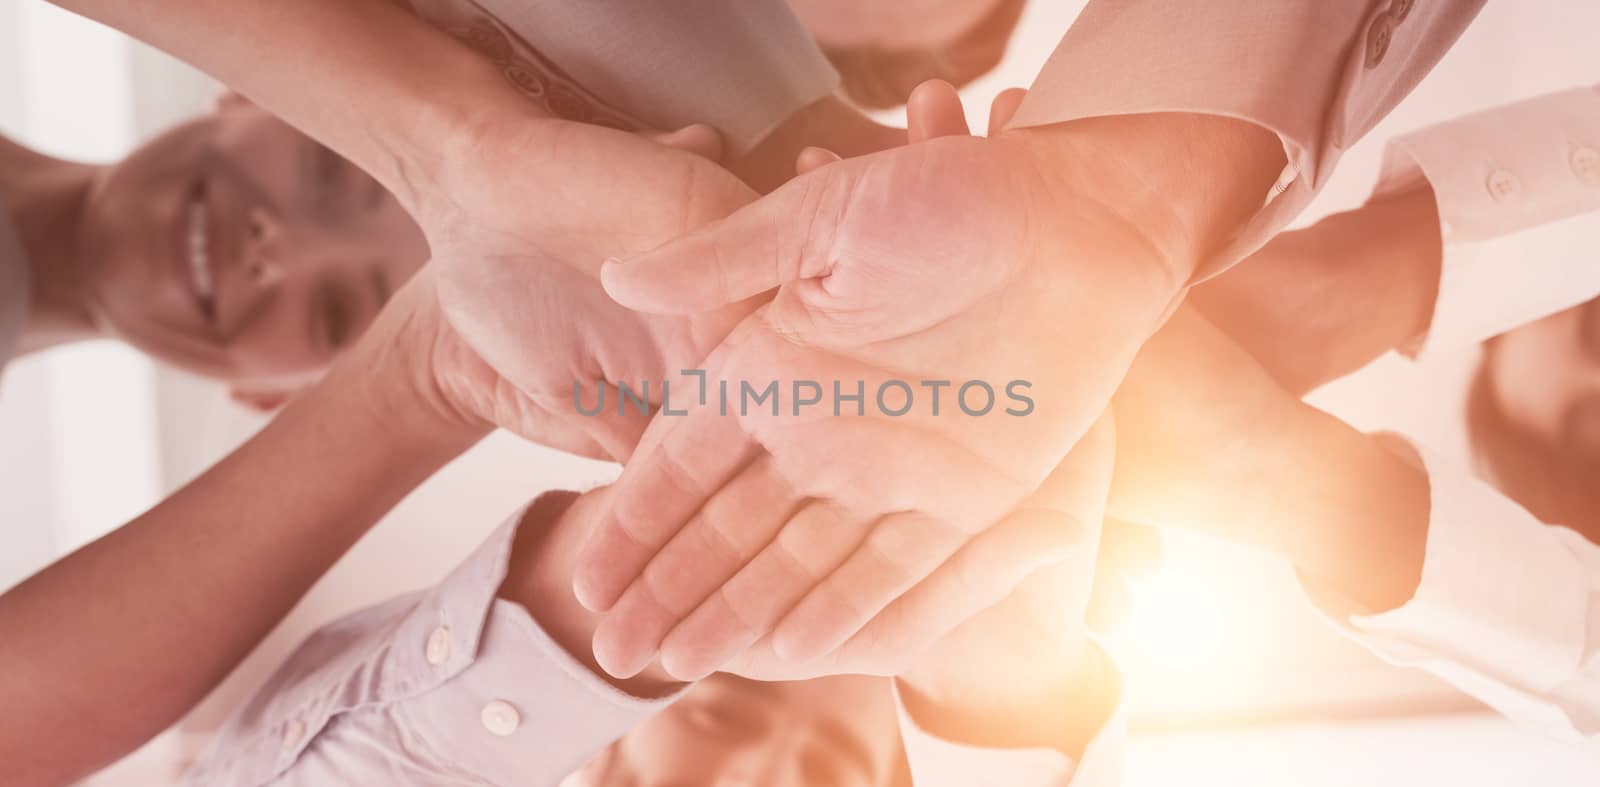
[
  {"xmin": 1370, "ymin": 84, "xmax": 1600, "ymax": 355},
  {"xmin": 183, "ymin": 499, "xmax": 683, "ymax": 787},
  {"xmin": 1306, "ymin": 441, "xmax": 1600, "ymax": 742}
]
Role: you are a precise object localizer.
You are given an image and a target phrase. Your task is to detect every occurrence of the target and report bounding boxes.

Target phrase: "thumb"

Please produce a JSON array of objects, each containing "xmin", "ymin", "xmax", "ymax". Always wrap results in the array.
[
  {"xmin": 643, "ymin": 123, "xmax": 725, "ymax": 163},
  {"xmin": 580, "ymin": 404, "xmax": 653, "ymax": 463},
  {"xmin": 988, "ymin": 87, "xmax": 1029, "ymax": 136},
  {"xmin": 600, "ymin": 164, "xmax": 857, "ymax": 314}
]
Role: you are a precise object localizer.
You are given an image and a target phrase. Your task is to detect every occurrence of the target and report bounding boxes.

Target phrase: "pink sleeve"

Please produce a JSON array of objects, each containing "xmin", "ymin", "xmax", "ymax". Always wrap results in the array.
[
  {"xmin": 1010, "ymin": 0, "xmax": 1485, "ymax": 274},
  {"xmin": 406, "ymin": 0, "xmax": 839, "ymax": 155}
]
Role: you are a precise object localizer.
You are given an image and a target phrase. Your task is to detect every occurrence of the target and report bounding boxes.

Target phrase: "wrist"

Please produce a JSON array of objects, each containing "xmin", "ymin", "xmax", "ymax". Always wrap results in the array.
[
  {"xmin": 338, "ymin": 279, "xmax": 492, "ymax": 456},
  {"xmin": 1278, "ymin": 418, "xmax": 1430, "ymax": 614},
  {"xmin": 1359, "ymin": 184, "xmax": 1444, "ymax": 346},
  {"xmin": 1002, "ymin": 113, "xmax": 1285, "ymax": 286},
  {"xmin": 500, "ymin": 487, "xmax": 683, "ymax": 698}
]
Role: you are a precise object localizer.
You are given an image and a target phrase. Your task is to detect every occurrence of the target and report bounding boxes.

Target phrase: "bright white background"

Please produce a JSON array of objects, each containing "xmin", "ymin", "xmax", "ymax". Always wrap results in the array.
[{"xmin": 0, "ymin": 1, "xmax": 1597, "ymax": 784}]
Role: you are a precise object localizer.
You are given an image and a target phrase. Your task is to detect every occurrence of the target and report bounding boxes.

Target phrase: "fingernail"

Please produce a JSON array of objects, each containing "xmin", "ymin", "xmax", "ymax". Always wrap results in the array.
[
  {"xmin": 573, "ymin": 575, "xmax": 607, "ymax": 612},
  {"xmin": 593, "ymin": 623, "xmax": 651, "ymax": 680},
  {"xmin": 660, "ymin": 650, "xmax": 715, "ymax": 684}
]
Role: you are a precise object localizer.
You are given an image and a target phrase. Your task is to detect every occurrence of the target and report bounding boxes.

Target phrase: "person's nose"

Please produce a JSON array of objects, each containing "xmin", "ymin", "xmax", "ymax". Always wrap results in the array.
[{"xmin": 241, "ymin": 205, "xmax": 287, "ymax": 289}]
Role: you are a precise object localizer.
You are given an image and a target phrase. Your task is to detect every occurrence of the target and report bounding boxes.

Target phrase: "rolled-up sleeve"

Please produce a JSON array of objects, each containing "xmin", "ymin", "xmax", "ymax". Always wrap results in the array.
[
  {"xmin": 891, "ymin": 641, "xmax": 1125, "ymax": 786},
  {"xmin": 1304, "ymin": 442, "xmax": 1600, "ymax": 742},
  {"xmin": 1010, "ymin": 0, "xmax": 1484, "ymax": 269},
  {"xmin": 184, "ymin": 500, "xmax": 682, "ymax": 787},
  {"xmin": 407, "ymin": 0, "xmax": 839, "ymax": 155},
  {"xmin": 1370, "ymin": 84, "xmax": 1600, "ymax": 354}
]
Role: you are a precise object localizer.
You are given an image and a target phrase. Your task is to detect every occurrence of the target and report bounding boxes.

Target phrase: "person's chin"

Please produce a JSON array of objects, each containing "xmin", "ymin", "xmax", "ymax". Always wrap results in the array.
[{"xmin": 110, "ymin": 317, "xmax": 232, "ymax": 380}]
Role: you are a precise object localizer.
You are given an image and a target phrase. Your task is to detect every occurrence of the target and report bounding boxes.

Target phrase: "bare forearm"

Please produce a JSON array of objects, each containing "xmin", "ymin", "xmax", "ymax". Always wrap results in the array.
[
  {"xmin": 1191, "ymin": 186, "xmax": 1444, "ymax": 395},
  {"xmin": 49, "ymin": 0, "xmax": 531, "ymax": 213},
  {"xmin": 1112, "ymin": 387, "xmax": 1430, "ymax": 614},
  {"xmin": 0, "ymin": 329, "xmax": 483, "ymax": 786}
]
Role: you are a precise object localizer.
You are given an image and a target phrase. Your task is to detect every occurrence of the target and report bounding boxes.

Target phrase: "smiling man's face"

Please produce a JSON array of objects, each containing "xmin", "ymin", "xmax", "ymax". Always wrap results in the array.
[
  {"xmin": 573, "ymin": 673, "xmax": 904, "ymax": 787},
  {"xmin": 76, "ymin": 95, "xmax": 428, "ymax": 402}
]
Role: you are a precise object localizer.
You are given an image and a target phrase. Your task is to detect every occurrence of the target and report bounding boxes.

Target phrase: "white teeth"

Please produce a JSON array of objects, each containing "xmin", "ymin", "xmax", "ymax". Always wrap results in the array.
[{"xmin": 186, "ymin": 197, "xmax": 213, "ymax": 301}]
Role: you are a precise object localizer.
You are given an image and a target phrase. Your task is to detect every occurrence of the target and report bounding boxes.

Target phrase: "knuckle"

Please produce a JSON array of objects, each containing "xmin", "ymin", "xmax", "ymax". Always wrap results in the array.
[
  {"xmin": 639, "ymin": 559, "xmax": 699, "ymax": 617},
  {"xmin": 773, "ymin": 505, "xmax": 858, "ymax": 578},
  {"xmin": 695, "ymin": 510, "xmax": 754, "ymax": 565},
  {"xmin": 654, "ymin": 449, "xmax": 707, "ymax": 501},
  {"xmin": 715, "ymin": 586, "xmax": 769, "ymax": 636},
  {"xmin": 607, "ymin": 491, "xmax": 664, "ymax": 551}
]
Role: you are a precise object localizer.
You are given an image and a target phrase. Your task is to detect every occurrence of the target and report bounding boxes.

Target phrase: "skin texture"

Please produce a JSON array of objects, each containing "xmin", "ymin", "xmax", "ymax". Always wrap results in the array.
[
  {"xmin": 505, "ymin": 420, "xmax": 1118, "ymax": 782},
  {"xmin": 1188, "ymin": 185, "xmax": 1444, "ymax": 397},
  {"xmin": 503, "ymin": 492, "xmax": 905, "ymax": 787},
  {"xmin": 9, "ymin": 0, "xmax": 742, "ymax": 782},
  {"xmin": 4, "ymin": 100, "xmax": 428, "ymax": 403},
  {"xmin": 0, "ymin": 277, "xmax": 486, "ymax": 786},
  {"xmin": 9, "ymin": 2, "xmax": 1450, "ymax": 782},
  {"xmin": 493, "ymin": 93, "xmax": 1121, "ymax": 779},
  {"xmin": 1111, "ymin": 307, "xmax": 1430, "ymax": 614},
  {"xmin": 11, "ymin": 0, "xmax": 938, "ymax": 781},
  {"xmin": 578, "ymin": 81, "xmax": 1286, "ymax": 682}
]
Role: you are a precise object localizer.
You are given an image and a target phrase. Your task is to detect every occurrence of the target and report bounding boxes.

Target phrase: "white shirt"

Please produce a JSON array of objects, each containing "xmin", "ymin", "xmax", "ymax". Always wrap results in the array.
[
  {"xmin": 1314, "ymin": 445, "xmax": 1600, "ymax": 741},
  {"xmin": 1312, "ymin": 83, "xmax": 1600, "ymax": 743},
  {"xmin": 1377, "ymin": 84, "xmax": 1600, "ymax": 354}
]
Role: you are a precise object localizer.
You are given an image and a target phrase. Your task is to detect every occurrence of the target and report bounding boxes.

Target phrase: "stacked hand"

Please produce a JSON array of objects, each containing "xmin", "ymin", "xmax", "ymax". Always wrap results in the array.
[
  {"xmin": 1108, "ymin": 304, "xmax": 1430, "ymax": 611},
  {"xmin": 363, "ymin": 113, "xmax": 762, "ymax": 461},
  {"xmin": 570, "ymin": 82, "xmax": 1190, "ymax": 681}
]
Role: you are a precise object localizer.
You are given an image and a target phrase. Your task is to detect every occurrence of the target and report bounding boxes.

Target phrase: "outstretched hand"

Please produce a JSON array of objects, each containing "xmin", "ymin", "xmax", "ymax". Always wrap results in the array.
[
  {"xmin": 1109, "ymin": 305, "xmax": 1431, "ymax": 611},
  {"xmin": 396, "ymin": 116, "xmax": 764, "ymax": 461},
  {"xmin": 574, "ymin": 81, "xmax": 1184, "ymax": 681}
]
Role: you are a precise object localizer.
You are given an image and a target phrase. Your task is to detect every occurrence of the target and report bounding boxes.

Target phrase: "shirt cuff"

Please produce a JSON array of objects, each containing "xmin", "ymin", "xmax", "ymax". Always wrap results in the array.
[
  {"xmin": 1372, "ymin": 84, "xmax": 1600, "ymax": 355},
  {"xmin": 189, "ymin": 494, "xmax": 683, "ymax": 786},
  {"xmin": 1301, "ymin": 437, "xmax": 1599, "ymax": 737},
  {"xmin": 1007, "ymin": 0, "xmax": 1482, "ymax": 276},
  {"xmin": 891, "ymin": 639, "xmax": 1125, "ymax": 787},
  {"xmin": 377, "ymin": 493, "xmax": 686, "ymax": 784},
  {"xmin": 412, "ymin": 0, "xmax": 839, "ymax": 156}
]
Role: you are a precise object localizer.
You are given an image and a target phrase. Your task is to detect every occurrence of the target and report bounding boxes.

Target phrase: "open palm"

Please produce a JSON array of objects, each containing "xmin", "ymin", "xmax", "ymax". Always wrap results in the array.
[{"xmin": 574, "ymin": 85, "xmax": 1181, "ymax": 681}]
